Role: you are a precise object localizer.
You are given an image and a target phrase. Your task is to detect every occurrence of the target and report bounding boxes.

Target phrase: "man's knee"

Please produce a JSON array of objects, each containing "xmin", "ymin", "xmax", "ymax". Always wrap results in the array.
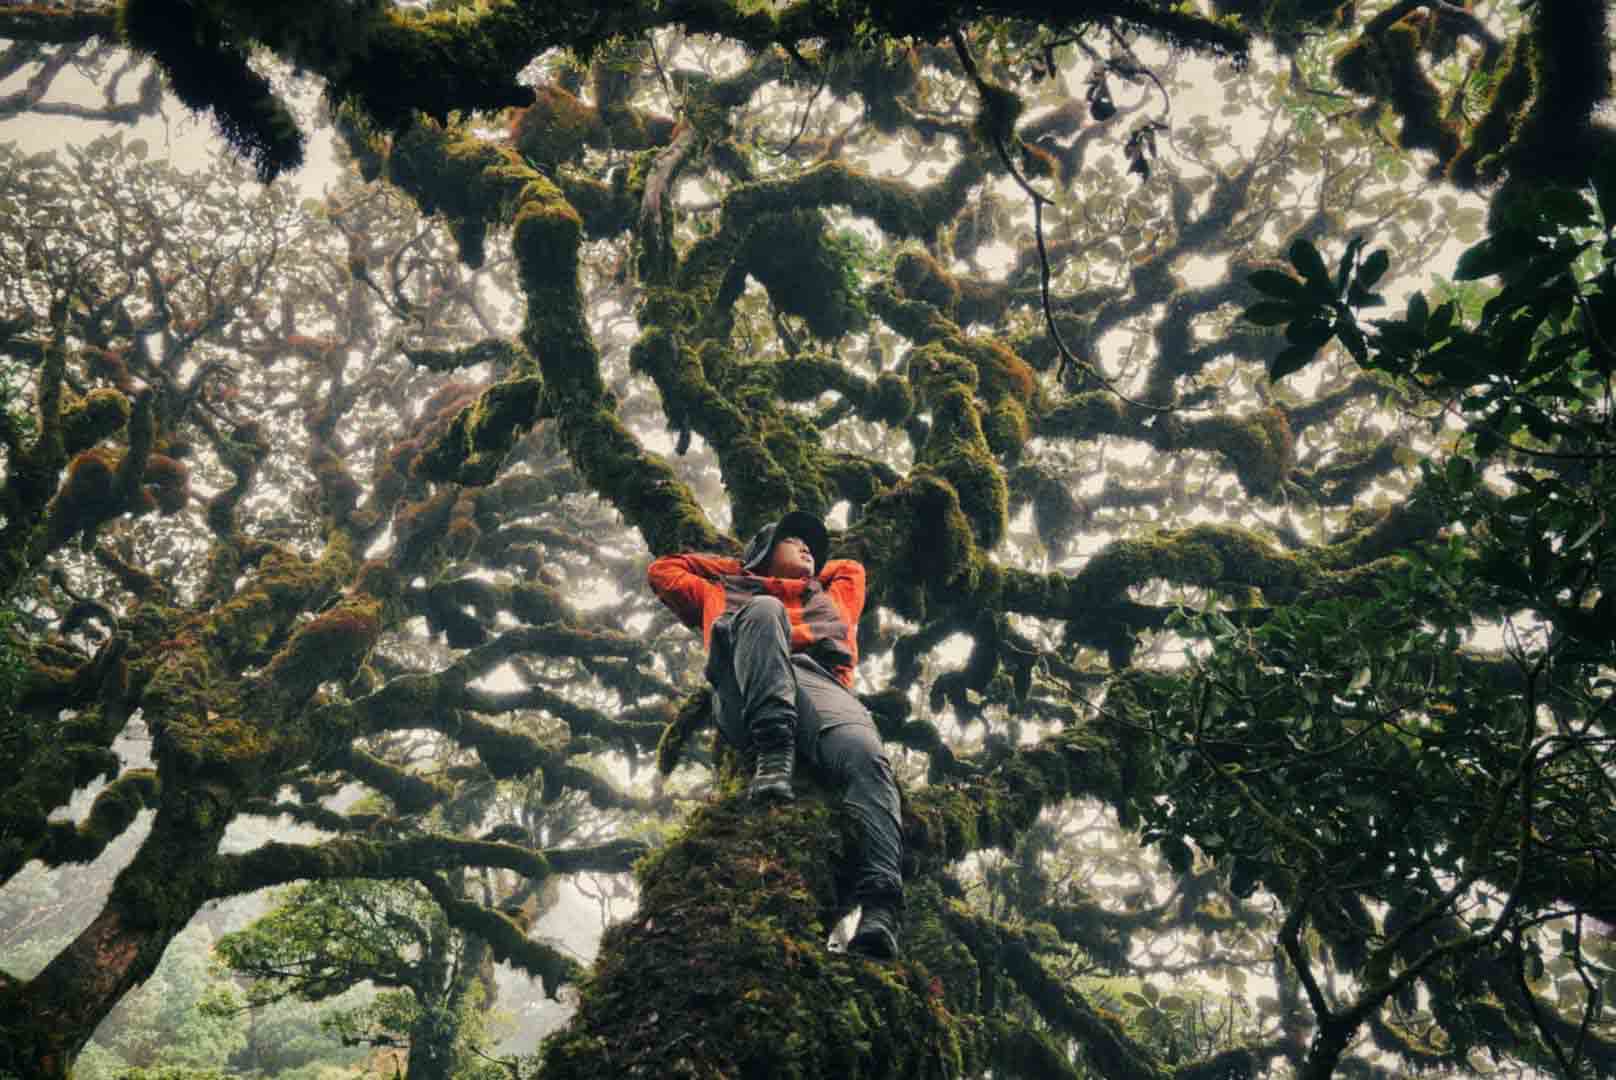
[{"xmin": 733, "ymin": 594, "xmax": 788, "ymax": 629}]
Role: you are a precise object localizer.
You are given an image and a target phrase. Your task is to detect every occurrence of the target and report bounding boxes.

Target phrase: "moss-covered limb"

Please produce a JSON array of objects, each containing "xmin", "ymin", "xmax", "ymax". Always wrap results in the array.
[
  {"xmin": 0, "ymin": 5, "xmax": 117, "ymax": 42},
  {"xmin": 382, "ymin": 117, "xmax": 536, "ymax": 268},
  {"xmin": 993, "ymin": 523, "xmax": 1308, "ymax": 626},
  {"xmin": 510, "ymin": 82, "xmax": 671, "ymax": 174},
  {"xmin": 475, "ymin": 465, "xmax": 583, "ymax": 515},
  {"xmin": 983, "ymin": 1021, "xmax": 1085, "ymax": 1080},
  {"xmin": 207, "ymin": 834, "xmax": 558, "ymax": 898},
  {"xmin": 892, "ymin": 249, "xmax": 1019, "ymax": 327},
  {"xmin": 507, "ymin": 168, "xmax": 731, "ymax": 558},
  {"xmin": 538, "ymin": 798, "xmax": 986, "ymax": 1080},
  {"xmin": 413, "ymin": 871, "xmax": 582, "ymax": 996},
  {"xmin": 333, "ymin": 745, "xmax": 449, "ymax": 815},
  {"xmin": 92, "ymin": 546, "xmax": 165, "ymax": 600},
  {"xmin": 0, "ymin": 334, "xmax": 69, "ymax": 597},
  {"xmin": 59, "ymin": 385, "xmax": 130, "ymax": 454},
  {"xmin": 3, "ymin": 775, "xmax": 244, "ymax": 1077},
  {"xmin": 1031, "ymin": 869, "xmax": 1261, "ymax": 974},
  {"xmin": 236, "ymin": 796, "xmax": 363, "ymax": 834},
  {"xmin": 254, "ymin": 593, "xmax": 384, "ymax": 707},
  {"xmin": 200, "ymin": 416, "xmax": 270, "ymax": 539},
  {"xmin": 185, "ymin": 533, "xmax": 358, "ymax": 668},
  {"xmin": 738, "ymin": 209, "xmax": 874, "ymax": 340},
  {"xmin": 1024, "ymin": 388, "xmax": 1299, "ymax": 502},
  {"xmin": 1291, "ymin": 440, "xmax": 1406, "ymax": 506},
  {"xmin": 1505, "ymin": 0, "xmax": 1616, "ymax": 185},
  {"xmin": 947, "ymin": 905, "xmax": 1170, "ymax": 1080},
  {"xmin": 1, "ymin": 700, "xmax": 131, "ymax": 882},
  {"xmin": 413, "ymin": 575, "xmax": 591, "ymax": 646},
  {"xmin": 909, "ymin": 342, "xmax": 1010, "ymax": 548},
  {"xmin": 903, "ymin": 726, "xmax": 1122, "ymax": 873},
  {"xmin": 447, "ymin": 624, "xmax": 646, "ymax": 689},
  {"xmin": 1309, "ymin": 490, "xmax": 1444, "ymax": 574},
  {"xmin": 544, "ymin": 758, "xmax": 662, "ymax": 813},
  {"xmin": 628, "ymin": 331, "xmax": 799, "ymax": 533},
  {"xmin": 27, "ymin": 768, "xmax": 158, "ymax": 869},
  {"xmin": 842, "ymin": 471, "xmax": 982, "ymax": 620},
  {"xmin": 867, "ymin": 283, "xmax": 1040, "ymax": 448},
  {"xmin": 772, "ymin": 350, "xmax": 896, "ymax": 415},
  {"xmin": 403, "ymin": 336, "xmax": 528, "ymax": 373},
  {"xmin": 655, "ymin": 687, "xmax": 711, "ymax": 775},
  {"xmin": 120, "ymin": 0, "xmax": 305, "ymax": 180},
  {"xmin": 326, "ymin": 0, "xmax": 823, "ymax": 134},
  {"xmin": 470, "ymin": 680, "xmax": 669, "ymax": 752},
  {"xmin": 722, "ymin": 156, "xmax": 984, "ymax": 244},
  {"xmin": 414, "ymin": 374, "xmax": 544, "ymax": 486},
  {"xmin": 823, "ymin": 450, "xmax": 903, "ymax": 509},
  {"xmin": 638, "ymin": 123, "xmax": 703, "ymax": 285}
]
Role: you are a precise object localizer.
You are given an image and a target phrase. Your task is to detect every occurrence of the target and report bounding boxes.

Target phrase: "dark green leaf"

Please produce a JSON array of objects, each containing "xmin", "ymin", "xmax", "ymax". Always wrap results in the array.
[
  {"xmin": 1244, "ymin": 300, "xmax": 1300, "ymax": 326},
  {"xmin": 1454, "ymin": 229, "xmax": 1545, "ymax": 281},
  {"xmin": 1428, "ymin": 300, "xmax": 1456, "ymax": 340},
  {"xmin": 1534, "ymin": 187, "xmax": 1595, "ymax": 229},
  {"xmin": 1593, "ymin": 153, "xmax": 1616, "ymax": 229},
  {"xmin": 1249, "ymin": 268, "xmax": 1306, "ymax": 299},
  {"xmin": 1357, "ymin": 248, "xmax": 1390, "ymax": 290},
  {"xmin": 1288, "ymin": 237, "xmax": 1331, "ymax": 292},
  {"xmin": 1270, "ymin": 344, "xmax": 1318, "ymax": 381},
  {"xmin": 1337, "ymin": 319, "xmax": 1368, "ymax": 364},
  {"xmin": 1287, "ymin": 317, "xmax": 1333, "ymax": 349},
  {"xmin": 1407, "ymin": 292, "xmax": 1429, "ymax": 333}
]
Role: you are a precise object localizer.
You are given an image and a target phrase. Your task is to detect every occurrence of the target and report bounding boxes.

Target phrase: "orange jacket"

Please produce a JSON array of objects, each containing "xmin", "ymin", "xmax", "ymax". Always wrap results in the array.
[{"xmin": 647, "ymin": 553, "xmax": 866, "ymax": 687}]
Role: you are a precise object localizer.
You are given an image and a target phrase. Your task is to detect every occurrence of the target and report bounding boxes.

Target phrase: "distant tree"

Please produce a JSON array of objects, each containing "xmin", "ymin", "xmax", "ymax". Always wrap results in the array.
[
  {"xmin": 212, "ymin": 878, "xmax": 494, "ymax": 1080},
  {"xmin": 0, "ymin": 2, "xmax": 1612, "ymax": 1079}
]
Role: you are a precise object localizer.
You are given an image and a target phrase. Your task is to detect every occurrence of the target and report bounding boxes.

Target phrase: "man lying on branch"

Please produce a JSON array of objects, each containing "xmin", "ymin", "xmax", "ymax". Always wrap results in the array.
[{"xmin": 648, "ymin": 510, "xmax": 905, "ymax": 960}]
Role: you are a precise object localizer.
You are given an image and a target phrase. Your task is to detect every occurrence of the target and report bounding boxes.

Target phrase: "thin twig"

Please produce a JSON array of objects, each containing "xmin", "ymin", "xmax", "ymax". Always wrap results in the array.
[
  {"xmin": 949, "ymin": 28, "xmax": 1180, "ymax": 413},
  {"xmin": 781, "ymin": 52, "xmax": 830, "ymax": 158}
]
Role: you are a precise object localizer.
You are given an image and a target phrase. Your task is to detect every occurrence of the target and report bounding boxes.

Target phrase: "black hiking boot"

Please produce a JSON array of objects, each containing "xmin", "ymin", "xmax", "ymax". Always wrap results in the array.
[
  {"xmin": 748, "ymin": 744, "xmax": 795, "ymax": 802},
  {"xmin": 849, "ymin": 903, "xmax": 900, "ymax": 960}
]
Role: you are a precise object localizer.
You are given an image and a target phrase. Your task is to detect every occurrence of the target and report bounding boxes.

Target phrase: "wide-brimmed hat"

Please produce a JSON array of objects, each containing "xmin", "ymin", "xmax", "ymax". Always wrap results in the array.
[{"xmin": 741, "ymin": 510, "xmax": 829, "ymax": 575}]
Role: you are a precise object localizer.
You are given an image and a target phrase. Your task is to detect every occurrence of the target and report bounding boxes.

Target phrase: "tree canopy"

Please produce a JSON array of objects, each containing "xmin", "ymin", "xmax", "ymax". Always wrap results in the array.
[{"xmin": 1, "ymin": 1, "xmax": 1613, "ymax": 1078}]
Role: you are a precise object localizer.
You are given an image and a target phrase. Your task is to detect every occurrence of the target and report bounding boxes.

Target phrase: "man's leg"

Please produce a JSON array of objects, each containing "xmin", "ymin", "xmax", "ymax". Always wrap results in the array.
[
  {"xmin": 708, "ymin": 597, "xmax": 799, "ymax": 801},
  {"xmin": 792, "ymin": 661, "xmax": 904, "ymax": 958}
]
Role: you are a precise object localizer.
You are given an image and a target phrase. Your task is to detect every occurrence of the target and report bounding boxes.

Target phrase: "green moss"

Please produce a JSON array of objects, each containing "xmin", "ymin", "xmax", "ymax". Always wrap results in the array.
[
  {"xmin": 740, "ymin": 211, "xmax": 870, "ymax": 340},
  {"xmin": 1195, "ymin": 408, "xmax": 1293, "ymax": 498},
  {"xmin": 1450, "ymin": 40, "xmax": 1533, "ymax": 187},
  {"xmin": 120, "ymin": 0, "xmax": 305, "ymax": 180},
  {"xmin": 894, "ymin": 250, "xmax": 961, "ymax": 314},
  {"xmin": 982, "ymin": 398, "xmax": 1028, "ymax": 461},
  {"xmin": 416, "ymin": 375, "xmax": 544, "ymax": 486},
  {"xmin": 511, "ymin": 83, "xmax": 598, "ymax": 168},
  {"xmin": 539, "ymin": 799, "xmax": 984, "ymax": 1079},
  {"xmin": 60, "ymin": 388, "xmax": 130, "ymax": 454},
  {"xmin": 387, "ymin": 120, "xmax": 535, "ymax": 267},
  {"xmin": 43, "ymin": 447, "xmax": 121, "ymax": 550},
  {"xmin": 1037, "ymin": 392, "xmax": 1126, "ymax": 439},
  {"xmin": 908, "ymin": 345, "xmax": 1007, "ymax": 550},
  {"xmin": 259, "ymin": 596, "xmax": 383, "ymax": 704}
]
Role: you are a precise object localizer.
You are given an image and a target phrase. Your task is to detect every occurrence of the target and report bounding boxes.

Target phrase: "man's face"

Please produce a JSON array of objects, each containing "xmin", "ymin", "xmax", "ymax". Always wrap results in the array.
[{"xmin": 764, "ymin": 535, "xmax": 815, "ymax": 579}]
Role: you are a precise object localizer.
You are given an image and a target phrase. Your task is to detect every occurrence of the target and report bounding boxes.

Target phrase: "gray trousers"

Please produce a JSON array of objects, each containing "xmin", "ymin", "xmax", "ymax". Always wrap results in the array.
[{"xmin": 707, "ymin": 595, "xmax": 904, "ymax": 904}]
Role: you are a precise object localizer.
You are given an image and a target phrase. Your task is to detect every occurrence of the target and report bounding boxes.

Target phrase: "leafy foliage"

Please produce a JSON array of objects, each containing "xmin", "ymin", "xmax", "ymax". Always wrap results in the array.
[{"xmin": 0, "ymin": 3, "xmax": 1613, "ymax": 1079}]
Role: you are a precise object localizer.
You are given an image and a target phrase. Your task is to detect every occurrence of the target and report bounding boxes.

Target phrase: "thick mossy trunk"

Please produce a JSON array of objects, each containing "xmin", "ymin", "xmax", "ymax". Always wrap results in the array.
[
  {"xmin": 0, "ymin": 800, "xmax": 231, "ymax": 1078},
  {"xmin": 538, "ymin": 796, "xmax": 982, "ymax": 1079}
]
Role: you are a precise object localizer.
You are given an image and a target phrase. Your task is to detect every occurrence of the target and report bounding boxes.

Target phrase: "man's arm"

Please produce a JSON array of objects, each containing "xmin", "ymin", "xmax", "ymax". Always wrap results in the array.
[
  {"xmin": 647, "ymin": 553, "xmax": 740, "ymax": 631},
  {"xmin": 819, "ymin": 559, "xmax": 866, "ymax": 627}
]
